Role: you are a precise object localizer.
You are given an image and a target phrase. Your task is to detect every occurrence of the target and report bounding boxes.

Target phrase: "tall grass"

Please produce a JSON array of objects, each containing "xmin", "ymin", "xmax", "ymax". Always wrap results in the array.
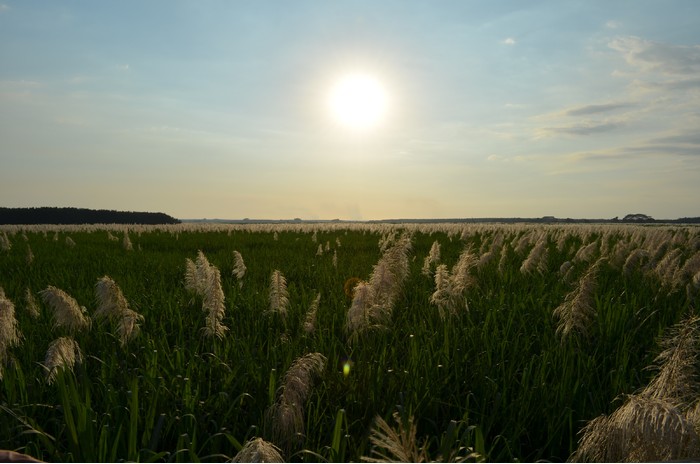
[{"xmin": 0, "ymin": 223, "xmax": 698, "ymax": 461}]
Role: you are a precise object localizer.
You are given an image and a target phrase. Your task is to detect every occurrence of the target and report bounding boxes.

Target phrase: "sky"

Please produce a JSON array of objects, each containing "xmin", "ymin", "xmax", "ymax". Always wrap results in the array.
[{"xmin": 1, "ymin": 1, "xmax": 699, "ymax": 220}]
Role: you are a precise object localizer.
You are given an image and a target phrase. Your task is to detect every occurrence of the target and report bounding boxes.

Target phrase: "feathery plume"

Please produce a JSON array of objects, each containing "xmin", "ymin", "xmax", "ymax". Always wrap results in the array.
[
  {"xmin": 332, "ymin": 249, "xmax": 338, "ymax": 268},
  {"xmin": 65, "ymin": 236, "xmax": 76, "ymax": 248},
  {"xmin": 202, "ymin": 266, "xmax": 227, "ymax": 339},
  {"xmin": 316, "ymin": 244, "xmax": 324, "ymax": 256},
  {"xmin": 642, "ymin": 315, "xmax": 700, "ymax": 406},
  {"xmin": 266, "ymin": 352, "xmax": 327, "ymax": 453},
  {"xmin": 26, "ymin": 245, "xmax": 34, "ymax": 265},
  {"xmin": 184, "ymin": 252, "xmax": 228, "ymax": 338},
  {"xmin": 574, "ymin": 241, "xmax": 598, "ymax": 263},
  {"xmin": 24, "ymin": 288, "xmax": 40, "ymax": 318},
  {"xmin": 44, "ymin": 337, "xmax": 83, "ymax": 384},
  {"xmin": 623, "ymin": 248, "xmax": 649, "ymax": 277},
  {"xmin": 421, "ymin": 240, "xmax": 441, "ymax": 276},
  {"xmin": 572, "ymin": 395, "xmax": 700, "ymax": 462},
  {"xmin": 40, "ymin": 286, "xmax": 90, "ymax": 333},
  {"xmin": 94, "ymin": 276, "xmax": 144, "ymax": 346},
  {"xmin": 345, "ymin": 234, "xmax": 412, "ymax": 337},
  {"xmin": 123, "ymin": 232, "xmax": 133, "ymax": 251},
  {"xmin": 232, "ymin": 250, "xmax": 246, "ymax": 287},
  {"xmin": 553, "ymin": 259, "xmax": 603, "ymax": 341},
  {"xmin": 269, "ymin": 270, "xmax": 290, "ymax": 319},
  {"xmin": 303, "ymin": 293, "xmax": 320, "ymax": 334},
  {"xmin": 520, "ymin": 239, "xmax": 548, "ymax": 275},
  {"xmin": 232, "ymin": 438, "xmax": 284, "ymax": 463},
  {"xmin": 362, "ymin": 413, "xmax": 428, "ymax": 463},
  {"xmin": 0, "ymin": 232, "xmax": 11, "ymax": 251},
  {"xmin": 429, "ymin": 248, "xmax": 478, "ymax": 317},
  {"xmin": 0, "ymin": 296, "xmax": 22, "ymax": 380}
]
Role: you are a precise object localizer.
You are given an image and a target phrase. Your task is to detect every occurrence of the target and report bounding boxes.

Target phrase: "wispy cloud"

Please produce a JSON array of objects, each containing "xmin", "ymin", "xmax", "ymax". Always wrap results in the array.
[
  {"xmin": 537, "ymin": 121, "xmax": 622, "ymax": 138},
  {"xmin": 563, "ymin": 102, "xmax": 633, "ymax": 116},
  {"xmin": 605, "ymin": 20, "xmax": 621, "ymax": 29},
  {"xmin": 609, "ymin": 36, "xmax": 700, "ymax": 76},
  {"xmin": 0, "ymin": 4, "xmax": 9, "ymax": 12},
  {"xmin": 502, "ymin": 37, "xmax": 516, "ymax": 45}
]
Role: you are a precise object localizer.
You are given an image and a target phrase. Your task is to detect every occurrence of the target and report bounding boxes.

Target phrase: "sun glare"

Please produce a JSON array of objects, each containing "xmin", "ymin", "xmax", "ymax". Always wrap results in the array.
[{"xmin": 328, "ymin": 73, "xmax": 388, "ymax": 130}]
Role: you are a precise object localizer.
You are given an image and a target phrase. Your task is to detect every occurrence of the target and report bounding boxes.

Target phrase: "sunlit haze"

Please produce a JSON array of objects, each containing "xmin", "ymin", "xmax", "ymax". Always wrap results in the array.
[{"xmin": 1, "ymin": 2, "xmax": 699, "ymax": 220}]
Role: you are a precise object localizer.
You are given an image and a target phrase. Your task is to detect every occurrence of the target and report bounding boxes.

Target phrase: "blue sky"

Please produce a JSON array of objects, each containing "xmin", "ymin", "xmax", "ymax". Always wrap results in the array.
[{"xmin": 1, "ymin": 1, "xmax": 699, "ymax": 220}]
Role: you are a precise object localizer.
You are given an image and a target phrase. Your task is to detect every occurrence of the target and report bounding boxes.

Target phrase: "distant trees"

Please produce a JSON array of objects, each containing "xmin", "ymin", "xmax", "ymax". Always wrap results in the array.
[{"xmin": 0, "ymin": 207, "xmax": 180, "ymax": 225}]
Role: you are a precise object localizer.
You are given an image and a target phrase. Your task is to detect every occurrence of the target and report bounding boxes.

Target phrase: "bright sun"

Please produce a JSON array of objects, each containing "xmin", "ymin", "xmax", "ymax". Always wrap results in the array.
[{"xmin": 328, "ymin": 73, "xmax": 388, "ymax": 130}]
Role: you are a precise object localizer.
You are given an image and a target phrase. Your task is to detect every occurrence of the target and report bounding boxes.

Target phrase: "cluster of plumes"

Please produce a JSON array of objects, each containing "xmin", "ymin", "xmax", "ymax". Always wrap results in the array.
[
  {"xmin": 552, "ymin": 258, "xmax": 604, "ymax": 341},
  {"xmin": 519, "ymin": 237, "xmax": 549, "ymax": 275},
  {"xmin": 572, "ymin": 315, "xmax": 700, "ymax": 462},
  {"xmin": 421, "ymin": 240, "xmax": 441, "ymax": 276},
  {"xmin": 266, "ymin": 352, "xmax": 327, "ymax": 454},
  {"xmin": 184, "ymin": 251, "xmax": 228, "ymax": 339},
  {"xmin": 429, "ymin": 247, "xmax": 478, "ymax": 319},
  {"xmin": 44, "ymin": 337, "xmax": 83, "ymax": 385},
  {"xmin": 36, "ymin": 286, "xmax": 90, "ymax": 383},
  {"xmin": 94, "ymin": 276, "xmax": 144, "ymax": 347},
  {"xmin": 346, "ymin": 233, "xmax": 412, "ymax": 339},
  {"xmin": 40, "ymin": 286, "xmax": 91, "ymax": 334},
  {"xmin": 268, "ymin": 270, "xmax": 290, "ymax": 322},
  {"xmin": 0, "ymin": 291, "xmax": 22, "ymax": 380},
  {"xmin": 232, "ymin": 250, "xmax": 246, "ymax": 288},
  {"xmin": 232, "ymin": 438, "xmax": 284, "ymax": 463}
]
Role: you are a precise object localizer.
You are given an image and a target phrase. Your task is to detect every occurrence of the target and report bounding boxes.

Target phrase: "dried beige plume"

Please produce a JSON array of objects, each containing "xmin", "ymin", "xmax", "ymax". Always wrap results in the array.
[
  {"xmin": 362, "ymin": 412, "xmax": 428, "ymax": 463},
  {"xmin": 0, "ymin": 296, "xmax": 22, "ymax": 380},
  {"xmin": 623, "ymin": 248, "xmax": 649, "ymax": 277},
  {"xmin": 655, "ymin": 248, "xmax": 684, "ymax": 289},
  {"xmin": 269, "ymin": 270, "xmax": 290, "ymax": 319},
  {"xmin": 642, "ymin": 315, "xmax": 700, "ymax": 406},
  {"xmin": 25, "ymin": 288, "xmax": 40, "ymax": 318},
  {"xmin": 0, "ymin": 232, "xmax": 11, "ymax": 251},
  {"xmin": 184, "ymin": 252, "xmax": 228, "ymax": 338},
  {"xmin": 94, "ymin": 276, "xmax": 144, "ymax": 346},
  {"xmin": 346, "ymin": 281, "xmax": 376, "ymax": 335},
  {"xmin": 316, "ymin": 244, "xmax": 324, "ymax": 256},
  {"xmin": 421, "ymin": 240, "xmax": 441, "ymax": 276},
  {"xmin": 123, "ymin": 232, "xmax": 133, "ymax": 251},
  {"xmin": 266, "ymin": 352, "xmax": 327, "ymax": 453},
  {"xmin": 429, "ymin": 248, "xmax": 477, "ymax": 317},
  {"xmin": 572, "ymin": 395, "xmax": 700, "ymax": 462},
  {"xmin": 202, "ymin": 266, "xmax": 227, "ymax": 339},
  {"xmin": 65, "ymin": 236, "xmax": 76, "ymax": 248},
  {"xmin": 303, "ymin": 292, "xmax": 320, "ymax": 334},
  {"xmin": 553, "ymin": 259, "xmax": 603, "ymax": 341},
  {"xmin": 370, "ymin": 234, "xmax": 411, "ymax": 308},
  {"xmin": 232, "ymin": 250, "xmax": 246, "ymax": 287},
  {"xmin": 40, "ymin": 286, "xmax": 91, "ymax": 333},
  {"xmin": 520, "ymin": 239, "xmax": 548, "ymax": 275},
  {"xmin": 429, "ymin": 264, "xmax": 453, "ymax": 319},
  {"xmin": 332, "ymin": 249, "xmax": 338, "ymax": 268},
  {"xmin": 44, "ymin": 337, "xmax": 83, "ymax": 384},
  {"xmin": 26, "ymin": 245, "xmax": 34, "ymax": 265},
  {"xmin": 232, "ymin": 437, "xmax": 284, "ymax": 463},
  {"xmin": 573, "ymin": 241, "xmax": 598, "ymax": 263}
]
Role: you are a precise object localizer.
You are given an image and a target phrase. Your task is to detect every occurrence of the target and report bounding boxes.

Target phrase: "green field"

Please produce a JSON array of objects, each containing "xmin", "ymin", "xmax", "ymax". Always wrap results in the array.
[{"xmin": 0, "ymin": 223, "xmax": 699, "ymax": 462}]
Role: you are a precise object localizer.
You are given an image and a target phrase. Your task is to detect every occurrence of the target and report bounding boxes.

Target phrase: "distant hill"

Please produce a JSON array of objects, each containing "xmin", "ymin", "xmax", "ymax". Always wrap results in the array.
[{"xmin": 0, "ymin": 207, "xmax": 180, "ymax": 225}]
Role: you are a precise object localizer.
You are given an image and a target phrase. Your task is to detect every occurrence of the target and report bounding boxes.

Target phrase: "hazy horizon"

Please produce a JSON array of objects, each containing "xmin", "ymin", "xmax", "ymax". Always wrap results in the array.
[{"xmin": 2, "ymin": 1, "xmax": 699, "ymax": 221}]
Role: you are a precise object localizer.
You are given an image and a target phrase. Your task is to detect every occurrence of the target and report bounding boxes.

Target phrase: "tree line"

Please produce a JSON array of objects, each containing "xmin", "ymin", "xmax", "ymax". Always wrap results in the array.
[{"xmin": 0, "ymin": 207, "xmax": 180, "ymax": 225}]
